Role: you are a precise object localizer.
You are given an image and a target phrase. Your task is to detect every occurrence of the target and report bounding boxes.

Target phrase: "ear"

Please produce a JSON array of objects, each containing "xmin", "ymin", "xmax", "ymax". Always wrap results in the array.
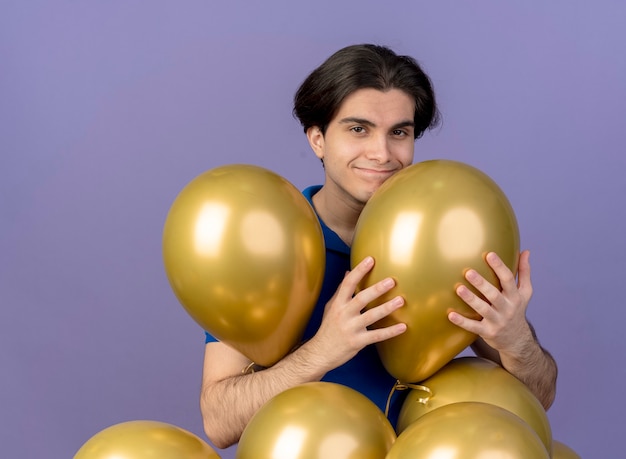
[{"xmin": 306, "ymin": 126, "xmax": 325, "ymax": 160}]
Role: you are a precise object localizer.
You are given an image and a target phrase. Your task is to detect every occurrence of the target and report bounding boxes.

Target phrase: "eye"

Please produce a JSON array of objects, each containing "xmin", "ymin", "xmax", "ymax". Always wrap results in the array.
[
  {"xmin": 350, "ymin": 126, "xmax": 366, "ymax": 134},
  {"xmin": 392, "ymin": 126, "xmax": 415, "ymax": 138}
]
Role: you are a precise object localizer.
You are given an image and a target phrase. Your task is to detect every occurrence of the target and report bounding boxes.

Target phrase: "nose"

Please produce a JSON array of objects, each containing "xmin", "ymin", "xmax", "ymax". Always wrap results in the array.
[{"xmin": 365, "ymin": 133, "xmax": 392, "ymax": 163}]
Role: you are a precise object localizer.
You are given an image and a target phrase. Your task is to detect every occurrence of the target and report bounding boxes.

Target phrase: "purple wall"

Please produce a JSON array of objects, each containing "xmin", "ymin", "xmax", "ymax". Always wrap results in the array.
[{"xmin": 2, "ymin": 2, "xmax": 624, "ymax": 458}]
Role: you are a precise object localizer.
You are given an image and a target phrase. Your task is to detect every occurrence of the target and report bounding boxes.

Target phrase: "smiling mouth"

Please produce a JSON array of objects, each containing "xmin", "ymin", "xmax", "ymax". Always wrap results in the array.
[{"xmin": 356, "ymin": 167, "xmax": 398, "ymax": 178}]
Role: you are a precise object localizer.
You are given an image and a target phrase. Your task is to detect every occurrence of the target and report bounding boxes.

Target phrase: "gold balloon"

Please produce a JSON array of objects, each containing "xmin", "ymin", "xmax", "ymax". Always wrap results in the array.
[
  {"xmin": 396, "ymin": 356, "xmax": 552, "ymax": 454},
  {"xmin": 74, "ymin": 420, "xmax": 221, "ymax": 459},
  {"xmin": 163, "ymin": 165, "xmax": 325, "ymax": 366},
  {"xmin": 552, "ymin": 440, "xmax": 582, "ymax": 459},
  {"xmin": 386, "ymin": 402, "xmax": 550, "ymax": 459},
  {"xmin": 351, "ymin": 160, "xmax": 520, "ymax": 383},
  {"xmin": 236, "ymin": 382, "xmax": 396, "ymax": 459}
]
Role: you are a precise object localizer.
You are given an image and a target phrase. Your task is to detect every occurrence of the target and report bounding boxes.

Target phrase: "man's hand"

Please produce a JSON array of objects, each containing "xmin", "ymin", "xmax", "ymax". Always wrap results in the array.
[
  {"xmin": 448, "ymin": 250, "xmax": 557, "ymax": 409},
  {"xmin": 448, "ymin": 250, "xmax": 535, "ymax": 357},
  {"xmin": 307, "ymin": 256, "xmax": 407, "ymax": 371}
]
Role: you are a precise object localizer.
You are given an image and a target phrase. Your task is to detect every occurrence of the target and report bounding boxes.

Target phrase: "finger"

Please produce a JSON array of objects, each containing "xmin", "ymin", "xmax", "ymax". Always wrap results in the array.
[
  {"xmin": 360, "ymin": 295, "xmax": 404, "ymax": 327},
  {"xmin": 335, "ymin": 256, "xmax": 375, "ymax": 300},
  {"xmin": 365, "ymin": 322, "xmax": 407, "ymax": 344},
  {"xmin": 517, "ymin": 250, "xmax": 533, "ymax": 299},
  {"xmin": 485, "ymin": 252, "xmax": 517, "ymax": 295},
  {"xmin": 456, "ymin": 284, "xmax": 494, "ymax": 319},
  {"xmin": 448, "ymin": 311, "xmax": 483, "ymax": 335},
  {"xmin": 352, "ymin": 276, "xmax": 397, "ymax": 312},
  {"xmin": 337, "ymin": 256, "xmax": 398, "ymax": 312},
  {"xmin": 463, "ymin": 268, "xmax": 502, "ymax": 307}
]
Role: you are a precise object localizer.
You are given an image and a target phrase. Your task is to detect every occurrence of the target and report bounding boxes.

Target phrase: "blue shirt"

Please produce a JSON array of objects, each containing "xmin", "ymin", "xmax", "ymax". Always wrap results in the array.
[{"xmin": 205, "ymin": 185, "xmax": 406, "ymax": 427}]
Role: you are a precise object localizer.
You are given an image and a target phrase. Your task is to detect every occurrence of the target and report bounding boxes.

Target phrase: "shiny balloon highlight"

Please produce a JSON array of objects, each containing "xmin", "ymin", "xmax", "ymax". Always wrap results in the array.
[
  {"xmin": 396, "ymin": 356, "xmax": 552, "ymax": 454},
  {"xmin": 236, "ymin": 382, "xmax": 396, "ymax": 459},
  {"xmin": 163, "ymin": 164, "xmax": 325, "ymax": 366},
  {"xmin": 74, "ymin": 420, "xmax": 221, "ymax": 459},
  {"xmin": 352, "ymin": 160, "xmax": 520, "ymax": 383},
  {"xmin": 386, "ymin": 402, "xmax": 549, "ymax": 459}
]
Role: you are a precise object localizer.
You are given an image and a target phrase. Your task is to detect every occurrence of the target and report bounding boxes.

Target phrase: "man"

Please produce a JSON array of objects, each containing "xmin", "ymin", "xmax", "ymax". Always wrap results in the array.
[{"xmin": 200, "ymin": 44, "xmax": 557, "ymax": 449}]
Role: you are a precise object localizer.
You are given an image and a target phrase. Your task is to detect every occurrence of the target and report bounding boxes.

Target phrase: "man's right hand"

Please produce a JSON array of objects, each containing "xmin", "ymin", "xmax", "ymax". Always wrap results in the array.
[{"xmin": 305, "ymin": 255, "xmax": 407, "ymax": 371}]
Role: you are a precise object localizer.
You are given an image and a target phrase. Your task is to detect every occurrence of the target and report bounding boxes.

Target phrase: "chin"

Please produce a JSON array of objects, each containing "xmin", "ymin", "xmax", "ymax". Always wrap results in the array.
[
  {"xmin": 354, "ymin": 179, "xmax": 387, "ymax": 204},
  {"xmin": 359, "ymin": 189, "xmax": 377, "ymax": 204}
]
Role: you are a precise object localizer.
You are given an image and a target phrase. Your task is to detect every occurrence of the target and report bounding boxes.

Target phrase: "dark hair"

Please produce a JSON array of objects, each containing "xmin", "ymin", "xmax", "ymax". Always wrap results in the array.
[{"xmin": 293, "ymin": 44, "xmax": 440, "ymax": 139}]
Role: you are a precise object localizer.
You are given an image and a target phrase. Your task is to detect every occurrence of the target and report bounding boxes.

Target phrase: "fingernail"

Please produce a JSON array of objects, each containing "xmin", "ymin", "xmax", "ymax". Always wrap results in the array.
[
  {"xmin": 383, "ymin": 278, "xmax": 395, "ymax": 288},
  {"xmin": 392, "ymin": 296, "xmax": 404, "ymax": 306}
]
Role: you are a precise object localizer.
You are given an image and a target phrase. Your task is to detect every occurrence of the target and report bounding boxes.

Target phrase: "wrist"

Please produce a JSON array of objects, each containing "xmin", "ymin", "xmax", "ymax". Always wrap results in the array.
[
  {"xmin": 498, "ymin": 323, "xmax": 542, "ymax": 369},
  {"xmin": 276, "ymin": 339, "xmax": 329, "ymax": 383}
]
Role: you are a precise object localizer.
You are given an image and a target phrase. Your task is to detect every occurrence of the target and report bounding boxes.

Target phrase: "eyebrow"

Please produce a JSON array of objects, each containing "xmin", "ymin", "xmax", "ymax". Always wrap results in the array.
[{"xmin": 338, "ymin": 117, "xmax": 415, "ymax": 130}]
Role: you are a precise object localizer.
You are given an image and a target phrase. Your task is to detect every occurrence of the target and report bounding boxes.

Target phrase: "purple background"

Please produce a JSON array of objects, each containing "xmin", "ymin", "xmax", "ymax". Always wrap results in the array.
[{"xmin": 1, "ymin": 2, "xmax": 624, "ymax": 458}]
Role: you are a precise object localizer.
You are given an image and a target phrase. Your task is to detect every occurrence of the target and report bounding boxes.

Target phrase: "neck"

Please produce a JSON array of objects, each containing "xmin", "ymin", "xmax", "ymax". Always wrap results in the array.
[{"xmin": 312, "ymin": 186, "xmax": 364, "ymax": 246}]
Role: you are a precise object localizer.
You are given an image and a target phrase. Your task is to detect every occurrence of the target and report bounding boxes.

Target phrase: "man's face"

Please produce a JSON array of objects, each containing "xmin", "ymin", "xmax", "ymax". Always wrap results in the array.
[{"xmin": 307, "ymin": 88, "xmax": 416, "ymax": 207}]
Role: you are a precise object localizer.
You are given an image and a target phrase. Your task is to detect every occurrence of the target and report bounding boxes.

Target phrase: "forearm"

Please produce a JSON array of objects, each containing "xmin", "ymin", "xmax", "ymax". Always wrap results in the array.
[
  {"xmin": 200, "ymin": 259, "xmax": 406, "ymax": 448},
  {"xmin": 200, "ymin": 342, "xmax": 329, "ymax": 448},
  {"xmin": 498, "ymin": 326, "xmax": 558, "ymax": 410}
]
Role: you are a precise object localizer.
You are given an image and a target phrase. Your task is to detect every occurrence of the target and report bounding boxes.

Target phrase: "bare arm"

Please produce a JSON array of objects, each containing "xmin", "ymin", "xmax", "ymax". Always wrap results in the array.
[
  {"xmin": 471, "ymin": 328, "xmax": 558, "ymax": 409},
  {"xmin": 200, "ymin": 256, "xmax": 407, "ymax": 448},
  {"xmin": 449, "ymin": 250, "xmax": 558, "ymax": 409},
  {"xmin": 200, "ymin": 340, "xmax": 327, "ymax": 448}
]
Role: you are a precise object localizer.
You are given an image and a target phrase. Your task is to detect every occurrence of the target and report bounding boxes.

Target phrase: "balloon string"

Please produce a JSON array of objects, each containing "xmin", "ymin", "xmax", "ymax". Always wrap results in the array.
[
  {"xmin": 242, "ymin": 362, "xmax": 257, "ymax": 374},
  {"xmin": 384, "ymin": 380, "xmax": 434, "ymax": 417}
]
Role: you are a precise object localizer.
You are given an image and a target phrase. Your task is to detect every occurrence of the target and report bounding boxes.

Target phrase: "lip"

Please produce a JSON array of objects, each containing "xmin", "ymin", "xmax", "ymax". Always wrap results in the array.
[{"xmin": 354, "ymin": 167, "xmax": 398, "ymax": 179}]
